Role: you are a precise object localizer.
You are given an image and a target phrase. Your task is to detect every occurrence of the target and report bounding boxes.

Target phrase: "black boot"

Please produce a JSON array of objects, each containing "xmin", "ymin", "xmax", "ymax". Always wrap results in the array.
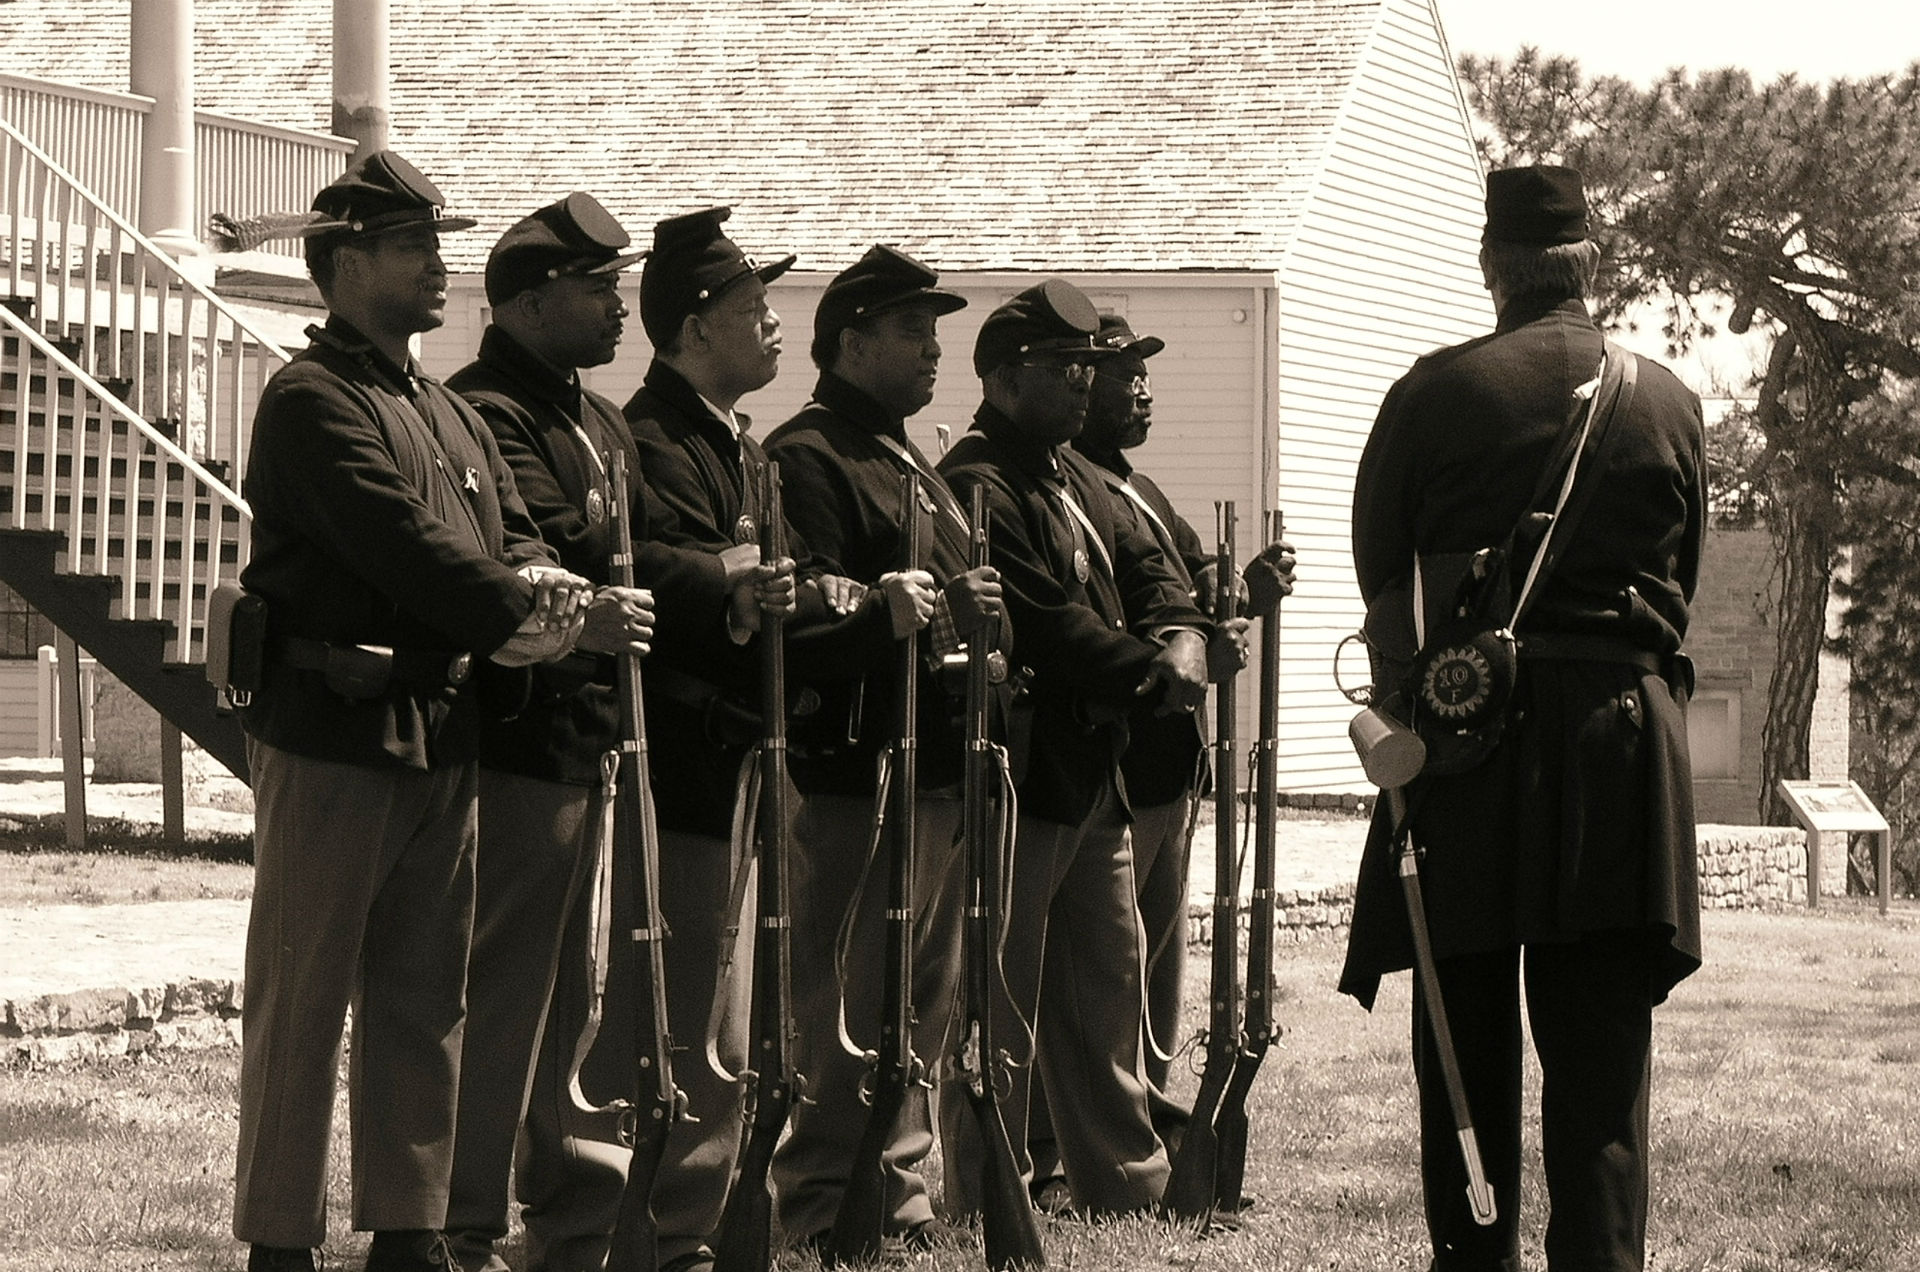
[
  {"xmin": 248, "ymin": 1247, "xmax": 317, "ymax": 1272},
  {"xmin": 364, "ymin": 1229, "xmax": 457, "ymax": 1272}
]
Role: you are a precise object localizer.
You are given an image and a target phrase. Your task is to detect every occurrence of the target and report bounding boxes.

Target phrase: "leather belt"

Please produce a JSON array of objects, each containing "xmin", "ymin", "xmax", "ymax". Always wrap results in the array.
[
  {"xmin": 1517, "ymin": 633, "xmax": 1663, "ymax": 675},
  {"xmin": 271, "ymin": 635, "xmax": 473, "ymax": 690}
]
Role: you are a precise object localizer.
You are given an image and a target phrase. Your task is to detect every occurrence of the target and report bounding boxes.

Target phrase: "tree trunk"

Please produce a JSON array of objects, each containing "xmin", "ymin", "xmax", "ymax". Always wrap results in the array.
[{"xmin": 1761, "ymin": 487, "xmax": 1834, "ymax": 823}]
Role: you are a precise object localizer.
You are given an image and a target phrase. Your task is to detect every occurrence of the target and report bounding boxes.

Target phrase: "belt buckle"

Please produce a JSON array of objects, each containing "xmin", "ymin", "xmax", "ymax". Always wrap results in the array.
[{"xmin": 447, "ymin": 653, "xmax": 472, "ymax": 686}]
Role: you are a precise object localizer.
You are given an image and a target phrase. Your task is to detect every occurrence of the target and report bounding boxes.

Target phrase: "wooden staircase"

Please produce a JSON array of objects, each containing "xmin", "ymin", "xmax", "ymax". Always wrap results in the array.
[{"xmin": 2, "ymin": 119, "xmax": 292, "ymax": 783}]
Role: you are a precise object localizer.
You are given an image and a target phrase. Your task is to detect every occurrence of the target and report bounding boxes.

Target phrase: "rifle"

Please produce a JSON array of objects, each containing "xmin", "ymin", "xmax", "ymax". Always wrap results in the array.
[
  {"xmin": 1210, "ymin": 509, "xmax": 1286, "ymax": 1214},
  {"xmin": 952, "ymin": 482, "xmax": 1046, "ymax": 1271},
  {"xmin": 711, "ymin": 461, "xmax": 803, "ymax": 1272},
  {"xmin": 600, "ymin": 448, "xmax": 690, "ymax": 1272},
  {"xmin": 1159, "ymin": 501, "xmax": 1242, "ymax": 1223},
  {"xmin": 824, "ymin": 472, "xmax": 926, "ymax": 1266}
]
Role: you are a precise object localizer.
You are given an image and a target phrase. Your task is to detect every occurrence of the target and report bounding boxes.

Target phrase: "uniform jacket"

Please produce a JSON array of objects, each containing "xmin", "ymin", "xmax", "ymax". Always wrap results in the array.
[
  {"xmin": 239, "ymin": 317, "xmax": 553, "ymax": 771},
  {"xmin": 1339, "ymin": 295, "xmax": 1706, "ymax": 1008},
  {"xmin": 766, "ymin": 372, "xmax": 1006, "ymax": 796},
  {"xmin": 623, "ymin": 359, "xmax": 825, "ymax": 837},
  {"xmin": 938, "ymin": 406, "xmax": 1208, "ymax": 827},
  {"xmin": 447, "ymin": 325, "xmax": 644, "ymax": 786},
  {"xmin": 1072, "ymin": 442, "xmax": 1210, "ymax": 810}
]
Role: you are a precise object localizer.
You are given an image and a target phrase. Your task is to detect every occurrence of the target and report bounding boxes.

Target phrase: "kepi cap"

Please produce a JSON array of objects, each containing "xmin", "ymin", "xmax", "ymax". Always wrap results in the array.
[
  {"xmin": 1093, "ymin": 313, "xmax": 1164, "ymax": 360},
  {"xmin": 972, "ymin": 278, "xmax": 1101, "ymax": 378},
  {"xmin": 640, "ymin": 206, "xmax": 795, "ymax": 345},
  {"xmin": 816, "ymin": 245, "xmax": 967, "ymax": 348},
  {"xmin": 306, "ymin": 151, "xmax": 477, "ymax": 260},
  {"xmin": 1483, "ymin": 165, "xmax": 1589, "ymax": 245},
  {"xmin": 486, "ymin": 192, "xmax": 644, "ymax": 305}
]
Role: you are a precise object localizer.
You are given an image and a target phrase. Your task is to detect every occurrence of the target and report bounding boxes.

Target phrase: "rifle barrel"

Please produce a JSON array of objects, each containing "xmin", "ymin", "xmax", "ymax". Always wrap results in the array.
[
  {"xmin": 1212, "ymin": 509, "xmax": 1286, "ymax": 1215},
  {"xmin": 712, "ymin": 461, "xmax": 801, "ymax": 1272},
  {"xmin": 1160, "ymin": 501, "xmax": 1242, "ymax": 1222},
  {"xmin": 592, "ymin": 448, "xmax": 683, "ymax": 1272},
  {"xmin": 825, "ymin": 472, "xmax": 925, "ymax": 1267},
  {"xmin": 956, "ymin": 482, "xmax": 1046, "ymax": 1271}
]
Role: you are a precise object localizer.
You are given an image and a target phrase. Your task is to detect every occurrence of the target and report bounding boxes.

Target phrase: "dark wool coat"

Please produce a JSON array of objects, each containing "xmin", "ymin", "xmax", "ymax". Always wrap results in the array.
[
  {"xmin": 1072, "ymin": 442, "xmax": 1210, "ymax": 809},
  {"xmin": 938, "ymin": 407, "xmax": 1209, "ymax": 827},
  {"xmin": 239, "ymin": 318, "xmax": 552, "ymax": 771},
  {"xmin": 447, "ymin": 325, "xmax": 646, "ymax": 786},
  {"xmin": 622, "ymin": 360, "xmax": 827, "ymax": 838},
  {"xmin": 764, "ymin": 373, "xmax": 1002, "ymax": 796},
  {"xmin": 1339, "ymin": 296, "xmax": 1707, "ymax": 1008}
]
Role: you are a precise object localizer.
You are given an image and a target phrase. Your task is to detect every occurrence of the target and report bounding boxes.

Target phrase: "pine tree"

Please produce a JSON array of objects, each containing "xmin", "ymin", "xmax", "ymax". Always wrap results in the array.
[{"xmin": 1461, "ymin": 49, "xmax": 1920, "ymax": 831}]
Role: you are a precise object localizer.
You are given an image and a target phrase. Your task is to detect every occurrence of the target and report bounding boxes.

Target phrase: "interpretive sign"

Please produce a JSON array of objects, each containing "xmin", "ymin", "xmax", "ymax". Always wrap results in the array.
[{"xmin": 1776, "ymin": 780, "xmax": 1892, "ymax": 915}]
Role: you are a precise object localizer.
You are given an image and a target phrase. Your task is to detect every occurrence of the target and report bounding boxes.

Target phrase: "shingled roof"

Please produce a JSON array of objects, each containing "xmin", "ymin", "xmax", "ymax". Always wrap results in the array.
[{"xmin": 3, "ymin": 0, "xmax": 1396, "ymax": 275}]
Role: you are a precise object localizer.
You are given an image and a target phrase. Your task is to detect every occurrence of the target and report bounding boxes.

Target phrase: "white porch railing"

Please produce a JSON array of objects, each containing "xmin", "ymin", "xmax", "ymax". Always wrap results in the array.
[
  {"xmin": 1, "ymin": 301, "xmax": 252, "ymax": 663},
  {"xmin": 1, "ymin": 115, "xmax": 291, "ymax": 486},
  {"xmin": 1, "ymin": 71, "xmax": 354, "ymax": 262},
  {"xmin": 0, "ymin": 116, "xmax": 269, "ymax": 664},
  {"xmin": 197, "ymin": 108, "xmax": 355, "ymax": 248}
]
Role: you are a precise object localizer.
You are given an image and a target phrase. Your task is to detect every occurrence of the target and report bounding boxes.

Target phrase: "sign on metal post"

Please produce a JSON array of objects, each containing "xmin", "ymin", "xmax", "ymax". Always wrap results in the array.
[{"xmin": 1776, "ymin": 780, "xmax": 1893, "ymax": 916}]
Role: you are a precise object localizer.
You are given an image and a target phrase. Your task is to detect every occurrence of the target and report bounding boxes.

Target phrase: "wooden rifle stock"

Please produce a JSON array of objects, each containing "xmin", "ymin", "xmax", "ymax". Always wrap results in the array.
[
  {"xmin": 825, "ymin": 472, "xmax": 926, "ymax": 1266},
  {"xmin": 712, "ymin": 462, "xmax": 802, "ymax": 1272},
  {"xmin": 1160, "ymin": 501, "xmax": 1242, "ymax": 1223},
  {"xmin": 1210, "ymin": 509, "xmax": 1286, "ymax": 1214},
  {"xmin": 603, "ymin": 449, "xmax": 688, "ymax": 1272},
  {"xmin": 954, "ymin": 483, "xmax": 1046, "ymax": 1271}
]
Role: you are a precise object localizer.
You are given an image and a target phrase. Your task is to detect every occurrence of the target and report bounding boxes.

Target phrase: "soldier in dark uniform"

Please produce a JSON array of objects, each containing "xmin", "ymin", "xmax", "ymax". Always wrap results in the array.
[
  {"xmin": 438, "ymin": 192, "xmax": 656, "ymax": 1272},
  {"xmin": 935, "ymin": 280, "xmax": 1212, "ymax": 1219},
  {"xmin": 234, "ymin": 152, "xmax": 593, "ymax": 1272},
  {"xmin": 1026, "ymin": 315, "xmax": 1294, "ymax": 1207},
  {"xmin": 762, "ymin": 245, "xmax": 1003, "ymax": 1251},
  {"xmin": 615, "ymin": 206, "xmax": 817, "ymax": 1272},
  {"xmin": 1341, "ymin": 166, "xmax": 1705, "ymax": 1272}
]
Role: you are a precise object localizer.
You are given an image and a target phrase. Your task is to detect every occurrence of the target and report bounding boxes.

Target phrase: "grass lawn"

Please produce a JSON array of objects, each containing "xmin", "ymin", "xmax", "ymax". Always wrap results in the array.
[
  {"xmin": 1, "ymin": 903, "xmax": 1915, "ymax": 1272},
  {"xmin": 0, "ymin": 816, "xmax": 253, "ymax": 908}
]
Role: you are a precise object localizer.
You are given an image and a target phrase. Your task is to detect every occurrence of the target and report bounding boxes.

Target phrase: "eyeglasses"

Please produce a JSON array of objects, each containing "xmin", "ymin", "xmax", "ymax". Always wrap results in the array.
[
  {"xmin": 1107, "ymin": 372, "xmax": 1151, "ymax": 397},
  {"xmin": 1017, "ymin": 359, "xmax": 1097, "ymax": 389}
]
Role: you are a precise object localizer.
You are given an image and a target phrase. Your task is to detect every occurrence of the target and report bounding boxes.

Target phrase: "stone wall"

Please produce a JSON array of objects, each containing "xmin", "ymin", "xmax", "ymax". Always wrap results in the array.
[
  {"xmin": 3, "ymin": 977, "xmax": 241, "ymax": 1065},
  {"xmin": 1192, "ymin": 823, "xmax": 1822, "ymax": 949},
  {"xmin": 1697, "ymin": 823, "xmax": 1839, "ymax": 909}
]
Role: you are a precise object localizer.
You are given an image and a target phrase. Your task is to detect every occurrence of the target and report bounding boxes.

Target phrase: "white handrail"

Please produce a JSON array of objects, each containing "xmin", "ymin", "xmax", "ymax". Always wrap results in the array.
[
  {"xmin": 0, "ymin": 303, "xmax": 250, "ymax": 512},
  {"xmin": 2, "ymin": 301, "xmax": 250, "ymax": 660},
  {"xmin": 0, "ymin": 116, "xmax": 292, "ymax": 363}
]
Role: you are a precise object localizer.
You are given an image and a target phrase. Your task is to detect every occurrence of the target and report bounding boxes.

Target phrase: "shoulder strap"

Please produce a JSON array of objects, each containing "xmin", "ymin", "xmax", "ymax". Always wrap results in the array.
[{"xmin": 1510, "ymin": 343, "xmax": 1639, "ymax": 627}]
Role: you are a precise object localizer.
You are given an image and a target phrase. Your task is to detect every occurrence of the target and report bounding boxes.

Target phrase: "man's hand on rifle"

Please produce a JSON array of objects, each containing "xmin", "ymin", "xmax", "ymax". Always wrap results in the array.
[
  {"xmin": 494, "ymin": 566, "xmax": 593, "ymax": 665},
  {"xmin": 728, "ymin": 557, "xmax": 799, "ymax": 638},
  {"xmin": 878, "ymin": 569, "xmax": 938, "ymax": 638},
  {"xmin": 578, "ymin": 585, "xmax": 656, "ymax": 658},
  {"xmin": 1207, "ymin": 616, "xmax": 1253, "ymax": 682},
  {"xmin": 1139, "ymin": 629, "xmax": 1209, "ymax": 715},
  {"xmin": 815, "ymin": 572, "xmax": 872, "ymax": 616},
  {"xmin": 1244, "ymin": 539, "xmax": 1297, "ymax": 617},
  {"xmin": 942, "ymin": 565, "xmax": 1004, "ymax": 637}
]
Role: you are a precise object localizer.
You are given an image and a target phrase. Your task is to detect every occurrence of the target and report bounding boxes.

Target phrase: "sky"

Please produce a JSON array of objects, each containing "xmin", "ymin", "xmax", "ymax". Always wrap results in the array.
[
  {"xmin": 1435, "ymin": 0, "xmax": 1920, "ymax": 86},
  {"xmin": 1434, "ymin": 1, "xmax": 1918, "ymax": 397}
]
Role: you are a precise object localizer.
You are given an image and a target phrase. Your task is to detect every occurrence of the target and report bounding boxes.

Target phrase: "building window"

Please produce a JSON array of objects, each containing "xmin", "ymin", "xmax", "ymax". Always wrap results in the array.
[
  {"xmin": 1688, "ymin": 691, "xmax": 1741, "ymax": 779},
  {"xmin": 0, "ymin": 584, "xmax": 56, "ymax": 659}
]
